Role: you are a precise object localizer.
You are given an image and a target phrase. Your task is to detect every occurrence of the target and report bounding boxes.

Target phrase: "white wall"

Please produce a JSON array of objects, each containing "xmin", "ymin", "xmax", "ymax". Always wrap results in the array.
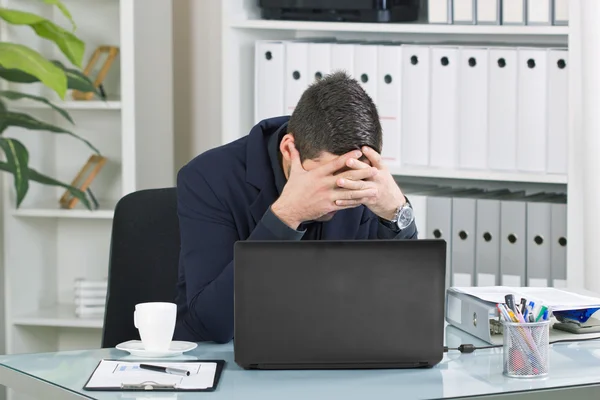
[{"xmin": 173, "ymin": 0, "xmax": 223, "ymax": 171}]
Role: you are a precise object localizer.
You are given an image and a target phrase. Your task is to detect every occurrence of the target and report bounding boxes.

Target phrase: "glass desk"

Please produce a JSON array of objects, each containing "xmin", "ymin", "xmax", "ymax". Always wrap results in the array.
[{"xmin": 1, "ymin": 326, "xmax": 600, "ymax": 400}]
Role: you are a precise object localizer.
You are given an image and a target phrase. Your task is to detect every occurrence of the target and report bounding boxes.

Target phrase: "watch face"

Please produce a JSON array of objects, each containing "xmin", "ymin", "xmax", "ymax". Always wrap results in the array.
[{"xmin": 397, "ymin": 206, "xmax": 414, "ymax": 230}]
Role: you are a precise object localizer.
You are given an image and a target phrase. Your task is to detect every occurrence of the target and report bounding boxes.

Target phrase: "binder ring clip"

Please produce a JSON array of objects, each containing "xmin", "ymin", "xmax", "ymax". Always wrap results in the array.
[{"xmin": 121, "ymin": 380, "xmax": 177, "ymax": 391}]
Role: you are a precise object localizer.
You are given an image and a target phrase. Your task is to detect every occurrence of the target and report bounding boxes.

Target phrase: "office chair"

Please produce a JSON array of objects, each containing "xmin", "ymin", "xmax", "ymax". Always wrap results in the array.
[{"xmin": 101, "ymin": 187, "xmax": 181, "ymax": 348}]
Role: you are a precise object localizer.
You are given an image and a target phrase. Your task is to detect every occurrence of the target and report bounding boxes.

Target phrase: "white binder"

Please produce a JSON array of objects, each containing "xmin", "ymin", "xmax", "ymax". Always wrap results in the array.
[
  {"xmin": 517, "ymin": 48, "xmax": 548, "ymax": 173},
  {"xmin": 546, "ymin": 49, "xmax": 568, "ymax": 175},
  {"xmin": 527, "ymin": 0, "xmax": 552, "ymax": 25},
  {"xmin": 429, "ymin": 0, "xmax": 452, "ymax": 23},
  {"xmin": 453, "ymin": 0, "xmax": 476, "ymax": 24},
  {"xmin": 377, "ymin": 44, "xmax": 402, "ymax": 167},
  {"xmin": 500, "ymin": 199, "xmax": 526, "ymax": 287},
  {"xmin": 458, "ymin": 47, "xmax": 488, "ymax": 170},
  {"xmin": 526, "ymin": 200, "xmax": 552, "ymax": 287},
  {"xmin": 488, "ymin": 48, "xmax": 518, "ymax": 171},
  {"xmin": 401, "ymin": 45, "xmax": 430, "ymax": 167},
  {"xmin": 308, "ymin": 42, "xmax": 332, "ymax": 84},
  {"xmin": 502, "ymin": 0, "xmax": 526, "ymax": 25},
  {"xmin": 430, "ymin": 46, "xmax": 459, "ymax": 169},
  {"xmin": 331, "ymin": 42, "xmax": 355, "ymax": 77},
  {"xmin": 254, "ymin": 40, "xmax": 285, "ymax": 123},
  {"xmin": 476, "ymin": 0, "xmax": 501, "ymax": 24},
  {"xmin": 551, "ymin": 201, "xmax": 568, "ymax": 288},
  {"xmin": 284, "ymin": 41, "xmax": 309, "ymax": 115},
  {"xmin": 354, "ymin": 44, "xmax": 378, "ymax": 105},
  {"xmin": 553, "ymin": 0, "xmax": 569, "ymax": 25}
]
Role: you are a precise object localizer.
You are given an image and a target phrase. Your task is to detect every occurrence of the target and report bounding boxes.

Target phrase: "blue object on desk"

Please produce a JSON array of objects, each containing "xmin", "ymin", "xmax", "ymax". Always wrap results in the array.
[{"xmin": 554, "ymin": 308, "xmax": 600, "ymax": 325}]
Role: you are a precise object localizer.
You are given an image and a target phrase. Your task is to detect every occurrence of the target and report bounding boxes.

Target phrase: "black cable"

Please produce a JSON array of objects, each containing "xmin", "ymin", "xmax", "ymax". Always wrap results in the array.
[
  {"xmin": 444, "ymin": 335, "xmax": 600, "ymax": 354},
  {"xmin": 549, "ymin": 336, "xmax": 600, "ymax": 345}
]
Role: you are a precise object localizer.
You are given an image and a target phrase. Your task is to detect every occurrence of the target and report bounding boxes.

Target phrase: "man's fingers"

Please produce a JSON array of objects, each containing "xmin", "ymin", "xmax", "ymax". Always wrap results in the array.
[
  {"xmin": 335, "ymin": 188, "xmax": 378, "ymax": 201},
  {"xmin": 336, "ymin": 178, "xmax": 375, "ymax": 190},
  {"xmin": 362, "ymin": 146, "xmax": 383, "ymax": 169},
  {"xmin": 338, "ymin": 166, "xmax": 378, "ymax": 182},
  {"xmin": 288, "ymin": 143, "xmax": 304, "ymax": 172},
  {"xmin": 334, "ymin": 199, "xmax": 363, "ymax": 208},
  {"xmin": 318, "ymin": 150, "xmax": 362, "ymax": 175},
  {"xmin": 345, "ymin": 158, "xmax": 370, "ymax": 170}
]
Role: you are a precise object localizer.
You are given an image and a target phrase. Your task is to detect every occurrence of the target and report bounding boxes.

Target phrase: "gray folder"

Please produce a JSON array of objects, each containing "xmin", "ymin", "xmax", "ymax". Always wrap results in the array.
[
  {"xmin": 426, "ymin": 188, "xmax": 483, "ymax": 290},
  {"xmin": 451, "ymin": 189, "xmax": 512, "ymax": 288},
  {"xmin": 500, "ymin": 199, "xmax": 527, "ymax": 287},
  {"xmin": 526, "ymin": 199, "xmax": 553, "ymax": 287},
  {"xmin": 474, "ymin": 191, "xmax": 526, "ymax": 287},
  {"xmin": 451, "ymin": 197, "xmax": 477, "ymax": 287},
  {"xmin": 475, "ymin": 198, "xmax": 501, "ymax": 287},
  {"xmin": 551, "ymin": 197, "xmax": 568, "ymax": 287}
]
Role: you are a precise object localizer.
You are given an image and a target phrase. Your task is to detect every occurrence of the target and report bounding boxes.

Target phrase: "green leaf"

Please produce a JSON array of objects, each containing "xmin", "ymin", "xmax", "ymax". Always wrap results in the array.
[
  {"xmin": 0, "ymin": 161, "xmax": 91, "ymax": 210},
  {"xmin": 0, "ymin": 110, "xmax": 99, "ymax": 154},
  {"xmin": 0, "ymin": 91, "xmax": 74, "ymax": 124},
  {"xmin": 0, "ymin": 137, "xmax": 30, "ymax": 206},
  {"xmin": 0, "ymin": 43, "xmax": 67, "ymax": 99},
  {"xmin": 0, "ymin": 61, "xmax": 99, "ymax": 95},
  {"xmin": 0, "ymin": 100, "xmax": 7, "ymax": 132},
  {"xmin": 41, "ymin": 0, "xmax": 76, "ymax": 31},
  {"xmin": 51, "ymin": 61, "xmax": 99, "ymax": 95},
  {"xmin": 0, "ymin": 8, "xmax": 85, "ymax": 67}
]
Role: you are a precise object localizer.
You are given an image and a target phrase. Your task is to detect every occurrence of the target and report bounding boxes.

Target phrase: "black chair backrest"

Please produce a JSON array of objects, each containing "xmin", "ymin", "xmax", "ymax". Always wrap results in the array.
[{"xmin": 101, "ymin": 187, "xmax": 180, "ymax": 348}]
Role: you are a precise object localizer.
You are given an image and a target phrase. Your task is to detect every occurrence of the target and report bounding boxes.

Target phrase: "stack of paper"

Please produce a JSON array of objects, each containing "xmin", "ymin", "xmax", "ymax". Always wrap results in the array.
[
  {"xmin": 452, "ymin": 286, "xmax": 600, "ymax": 311},
  {"xmin": 74, "ymin": 278, "xmax": 107, "ymax": 318}
]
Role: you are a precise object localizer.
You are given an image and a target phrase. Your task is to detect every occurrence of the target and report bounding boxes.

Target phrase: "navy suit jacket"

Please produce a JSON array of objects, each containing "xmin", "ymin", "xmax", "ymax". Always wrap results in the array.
[{"xmin": 173, "ymin": 116, "xmax": 418, "ymax": 344}]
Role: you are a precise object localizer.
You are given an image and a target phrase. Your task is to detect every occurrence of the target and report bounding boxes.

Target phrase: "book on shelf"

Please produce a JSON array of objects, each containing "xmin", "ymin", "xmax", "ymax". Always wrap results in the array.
[{"xmin": 74, "ymin": 278, "xmax": 108, "ymax": 318}]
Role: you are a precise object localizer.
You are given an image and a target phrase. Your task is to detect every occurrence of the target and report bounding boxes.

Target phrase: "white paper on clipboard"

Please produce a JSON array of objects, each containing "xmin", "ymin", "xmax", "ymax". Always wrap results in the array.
[{"xmin": 85, "ymin": 360, "xmax": 217, "ymax": 390}]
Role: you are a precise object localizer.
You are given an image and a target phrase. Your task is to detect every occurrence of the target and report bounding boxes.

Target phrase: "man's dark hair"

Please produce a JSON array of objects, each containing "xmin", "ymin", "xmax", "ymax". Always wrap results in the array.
[{"xmin": 287, "ymin": 71, "xmax": 382, "ymax": 161}]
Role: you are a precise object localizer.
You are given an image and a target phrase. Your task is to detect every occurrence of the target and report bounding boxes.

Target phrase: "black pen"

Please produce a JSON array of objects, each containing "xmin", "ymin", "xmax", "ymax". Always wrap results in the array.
[
  {"xmin": 139, "ymin": 364, "xmax": 190, "ymax": 376},
  {"xmin": 520, "ymin": 298, "xmax": 527, "ymax": 314},
  {"xmin": 505, "ymin": 294, "xmax": 517, "ymax": 313}
]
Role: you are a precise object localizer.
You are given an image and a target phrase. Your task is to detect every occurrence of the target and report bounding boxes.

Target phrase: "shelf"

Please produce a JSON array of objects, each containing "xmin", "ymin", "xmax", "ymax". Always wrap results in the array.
[
  {"xmin": 229, "ymin": 19, "xmax": 570, "ymax": 36},
  {"xmin": 12, "ymin": 305, "xmax": 103, "ymax": 329},
  {"xmin": 8, "ymin": 97, "xmax": 122, "ymax": 111},
  {"xmin": 389, "ymin": 167, "xmax": 568, "ymax": 184},
  {"xmin": 12, "ymin": 200, "xmax": 116, "ymax": 219}
]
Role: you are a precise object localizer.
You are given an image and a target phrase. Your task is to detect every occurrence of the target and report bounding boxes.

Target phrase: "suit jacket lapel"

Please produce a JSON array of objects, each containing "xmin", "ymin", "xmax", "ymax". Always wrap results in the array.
[{"xmin": 245, "ymin": 116, "xmax": 289, "ymax": 227}]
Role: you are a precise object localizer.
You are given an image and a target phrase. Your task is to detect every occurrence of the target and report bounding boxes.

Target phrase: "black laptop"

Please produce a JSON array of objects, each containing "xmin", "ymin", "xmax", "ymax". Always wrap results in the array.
[{"xmin": 233, "ymin": 239, "xmax": 447, "ymax": 370}]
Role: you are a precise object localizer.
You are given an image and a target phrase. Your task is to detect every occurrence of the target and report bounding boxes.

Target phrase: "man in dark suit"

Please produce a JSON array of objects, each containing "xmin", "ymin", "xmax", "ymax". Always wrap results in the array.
[{"xmin": 174, "ymin": 72, "xmax": 418, "ymax": 344}]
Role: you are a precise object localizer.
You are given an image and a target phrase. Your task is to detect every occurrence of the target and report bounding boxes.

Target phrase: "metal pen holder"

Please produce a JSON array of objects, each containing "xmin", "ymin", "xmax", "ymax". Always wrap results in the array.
[{"xmin": 502, "ymin": 320, "xmax": 550, "ymax": 378}]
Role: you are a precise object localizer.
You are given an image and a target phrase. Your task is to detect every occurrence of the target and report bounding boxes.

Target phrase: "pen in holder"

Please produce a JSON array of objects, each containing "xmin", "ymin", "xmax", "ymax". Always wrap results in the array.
[{"xmin": 502, "ymin": 320, "xmax": 550, "ymax": 378}]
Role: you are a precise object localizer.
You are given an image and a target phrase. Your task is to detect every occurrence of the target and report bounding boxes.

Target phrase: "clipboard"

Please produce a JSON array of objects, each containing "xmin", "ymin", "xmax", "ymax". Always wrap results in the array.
[{"xmin": 82, "ymin": 359, "xmax": 226, "ymax": 392}]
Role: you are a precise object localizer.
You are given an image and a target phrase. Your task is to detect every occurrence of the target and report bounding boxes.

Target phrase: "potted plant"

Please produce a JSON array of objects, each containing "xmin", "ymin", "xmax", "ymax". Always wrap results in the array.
[{"xmin": 0, "ymin": 0, "xmax": 102, "ymax": 210}]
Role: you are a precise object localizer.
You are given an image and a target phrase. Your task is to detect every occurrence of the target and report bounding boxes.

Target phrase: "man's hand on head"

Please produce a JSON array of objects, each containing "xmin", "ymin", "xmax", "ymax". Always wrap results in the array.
[
  {"xmin": 334, "ymin": 146, "xmax": 406, "ymax": 221},
  {"xmin": 271, "ymin": 144, "xmax": 378, "ymax": 229}
]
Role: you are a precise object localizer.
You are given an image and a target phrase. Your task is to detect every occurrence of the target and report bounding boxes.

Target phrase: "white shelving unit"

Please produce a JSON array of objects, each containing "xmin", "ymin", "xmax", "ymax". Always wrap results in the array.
[
  {"xmin": 0, "ymin": 0, "xmax": 174, "ymax": 363},
  {"xmin": 220, "ymin": 0, "xmax": 588, "ymax": 286}
]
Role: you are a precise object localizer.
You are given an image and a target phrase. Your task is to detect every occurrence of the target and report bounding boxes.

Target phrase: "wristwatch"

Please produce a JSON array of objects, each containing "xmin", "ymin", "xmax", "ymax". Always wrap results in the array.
[{"xmin": 381, "ymin": 201, "xmax": 415, "ymax": 231}]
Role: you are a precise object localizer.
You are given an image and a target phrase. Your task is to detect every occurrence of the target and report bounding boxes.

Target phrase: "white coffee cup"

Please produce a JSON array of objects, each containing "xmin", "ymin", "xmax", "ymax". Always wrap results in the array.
[{"xmin": 133, "ymin": 302, "xmax": 177, "ymax": 352}]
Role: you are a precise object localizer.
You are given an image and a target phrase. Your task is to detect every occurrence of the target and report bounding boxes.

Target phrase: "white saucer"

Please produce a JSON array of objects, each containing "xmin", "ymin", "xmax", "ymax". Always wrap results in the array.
[{"xmin": 116, "ymin": 340, "xmax": 198, "ymax": 358}]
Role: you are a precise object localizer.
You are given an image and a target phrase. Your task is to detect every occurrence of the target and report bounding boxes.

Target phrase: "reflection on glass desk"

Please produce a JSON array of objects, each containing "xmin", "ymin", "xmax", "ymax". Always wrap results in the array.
[{"xmin": 1, "ymin": 326, "xmax": 600, "ymax": 400}]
